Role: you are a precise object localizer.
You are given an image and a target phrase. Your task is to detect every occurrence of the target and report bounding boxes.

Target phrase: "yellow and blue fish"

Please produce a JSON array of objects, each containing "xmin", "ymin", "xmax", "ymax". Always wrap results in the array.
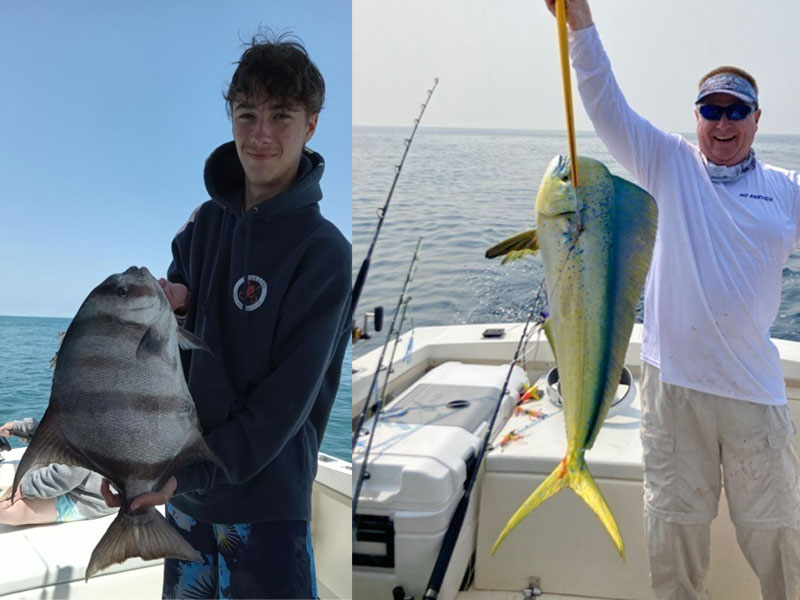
[{"xmin": 486, "ymin": 155, "xmax": 657, "ymax": 558}]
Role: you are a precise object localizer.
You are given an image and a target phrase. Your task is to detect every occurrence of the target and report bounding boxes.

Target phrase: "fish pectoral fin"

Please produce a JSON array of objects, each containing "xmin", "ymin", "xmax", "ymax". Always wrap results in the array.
[
  {"xmin": 85, "ymin": 508, "xmax": 199, "ymax": 580},
  {"xmin": 136, "ymin": 327, "xmax": 167, "ymax": 360},
  {"xmin": 485, "ymin": 229, "xmax": 539, "ymax": 264},
  {"xmin": 11, "ymin": 409, "xmax": 95, "ymax": 504},
  {"xmin": 491, "ymin": 459, "xmax": 568, "ymax": 555},
  {"xmin": 178, "ymin": 328, "xmax": 212, "ymax": 354}
]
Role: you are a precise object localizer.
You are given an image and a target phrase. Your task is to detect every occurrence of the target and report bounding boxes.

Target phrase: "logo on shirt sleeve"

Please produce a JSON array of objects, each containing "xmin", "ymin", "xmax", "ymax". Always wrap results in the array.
[{"xmin": 232, "ymin": 275, "xmax": 267, "ymax": 311}]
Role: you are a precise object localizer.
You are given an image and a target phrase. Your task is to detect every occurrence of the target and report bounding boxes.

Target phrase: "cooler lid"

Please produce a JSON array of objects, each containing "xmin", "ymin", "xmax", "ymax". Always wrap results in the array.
[
  {"xmin": 354, "ymin": 361, "xmax": 529, "ymax": 510},
  {"xmin": 382, "ymin": 383, "xmax": 502, "ymax": 432},
  {"xmin": 354, "ymin": 422, "xmax": 480, "ymax": 509}
]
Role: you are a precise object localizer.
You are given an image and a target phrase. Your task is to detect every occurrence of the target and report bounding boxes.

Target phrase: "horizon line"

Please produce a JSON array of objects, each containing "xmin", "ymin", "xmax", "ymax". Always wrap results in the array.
[
  {"xmin": 352, "ymin": 124, "xmax": 800, "ymax": 138},
  {"xmin": 0, "ymin": 314, "xmax": 71, "ymax": 320}
]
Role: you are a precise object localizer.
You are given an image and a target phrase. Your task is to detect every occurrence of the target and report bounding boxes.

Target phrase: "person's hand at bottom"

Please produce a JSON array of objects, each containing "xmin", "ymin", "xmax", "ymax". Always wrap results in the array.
[{"xmin": 100, "ymin": 477, "xmax": 177, "ymax": 510}]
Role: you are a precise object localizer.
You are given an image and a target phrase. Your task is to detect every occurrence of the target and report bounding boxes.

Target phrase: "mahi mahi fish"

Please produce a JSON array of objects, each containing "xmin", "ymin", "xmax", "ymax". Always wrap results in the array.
[
  {"xmin": 486, "ymin": 155, "xmax": 657, "ymax": 557},
  {"xmin": 12, "ymin": 266, "xmax": 221, "ymax": 579}
]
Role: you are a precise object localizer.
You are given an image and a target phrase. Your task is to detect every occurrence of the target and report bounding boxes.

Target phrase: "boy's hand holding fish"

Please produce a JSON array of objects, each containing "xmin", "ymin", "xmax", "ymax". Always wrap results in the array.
[
  {"xmin": 158, "ymin": 278, "xmax": 191, "ymax": 315},
  {"xmin": 101, "ymin": 477, "xmax": 177, "ymax": 511}
]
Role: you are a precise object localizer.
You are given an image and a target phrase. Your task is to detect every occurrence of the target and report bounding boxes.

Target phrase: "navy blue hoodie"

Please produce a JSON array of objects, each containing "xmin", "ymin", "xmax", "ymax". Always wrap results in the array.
[{"xmin": 167, "ymin": 141, "xmax": 351, "ymax": 524}]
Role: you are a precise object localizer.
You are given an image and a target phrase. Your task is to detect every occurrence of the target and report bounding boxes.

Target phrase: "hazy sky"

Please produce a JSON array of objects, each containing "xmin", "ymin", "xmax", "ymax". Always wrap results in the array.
[
  {"xmin": 354, "ymin": 0, "xmax": 800, "ymax": 136},
  {"xmin": 0, "ymin": 0, "xmax": 350, "ymax": 318}
]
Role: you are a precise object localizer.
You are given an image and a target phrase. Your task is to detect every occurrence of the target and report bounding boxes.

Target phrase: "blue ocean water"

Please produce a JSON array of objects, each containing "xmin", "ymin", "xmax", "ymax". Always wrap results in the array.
[
  {"xmin": 353, "ymin": 126, "xmax": 800, "ymax": 359},
  {"xmin": 0, "ymin": 315, "xmax": 352, "ymax": 462}
]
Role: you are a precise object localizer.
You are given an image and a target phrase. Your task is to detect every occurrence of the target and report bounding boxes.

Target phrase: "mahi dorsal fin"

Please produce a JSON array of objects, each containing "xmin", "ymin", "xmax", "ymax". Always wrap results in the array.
[{"xmin": 584, "ymin": 175, "xmax": 657, "ymax": 449}]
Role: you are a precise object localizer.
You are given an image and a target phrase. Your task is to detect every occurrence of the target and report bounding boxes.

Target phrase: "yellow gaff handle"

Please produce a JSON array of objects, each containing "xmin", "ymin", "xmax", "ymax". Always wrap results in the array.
[{"xmin": 555, "ymin": 0, "xmax": 579, "ymax": 187}]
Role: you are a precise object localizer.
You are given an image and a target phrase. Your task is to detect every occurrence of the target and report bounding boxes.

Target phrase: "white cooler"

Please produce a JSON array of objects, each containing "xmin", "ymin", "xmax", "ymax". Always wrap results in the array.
[{"xmin": 353, "ymin": 361, "xmax": 528, "ymax": 600}]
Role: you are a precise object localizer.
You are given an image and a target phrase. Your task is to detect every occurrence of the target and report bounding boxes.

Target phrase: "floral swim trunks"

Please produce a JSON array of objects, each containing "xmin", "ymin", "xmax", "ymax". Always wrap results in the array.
[{"xmin": 162, "ymin": 503, "xmax": 318, "ymax": 599}]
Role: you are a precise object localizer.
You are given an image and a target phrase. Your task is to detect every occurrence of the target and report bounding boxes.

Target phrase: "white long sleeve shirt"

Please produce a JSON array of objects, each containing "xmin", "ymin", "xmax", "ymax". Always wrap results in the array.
[{"xmin": 571, "ymin": 25, "xmax": 800, "ymax": 404}]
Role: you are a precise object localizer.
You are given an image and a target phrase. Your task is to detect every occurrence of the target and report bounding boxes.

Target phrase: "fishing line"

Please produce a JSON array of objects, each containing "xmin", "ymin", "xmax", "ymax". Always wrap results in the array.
[
  {"xmin": 352, "ymin": 238, "xmax": 423, "ymax": 526},
  {"xmin": 421, "ymin": 292, "xmax": 541, "ymax": 600},
  {"xmin": 517, "ymin": 279, "xmax": 549, "ymax": 369},
  {"xmin": 351, "ymin": 78, "xmax": 438, "ymax": 320}
]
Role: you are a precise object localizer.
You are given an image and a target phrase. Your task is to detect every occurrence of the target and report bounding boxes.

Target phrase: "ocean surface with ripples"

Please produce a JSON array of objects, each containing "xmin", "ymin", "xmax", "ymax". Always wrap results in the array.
[
  {"xmin": 353, "ymin": 126, "xmax": 800, "ymax": 359},
  {"xmin": 0, "ymin": 315, "xmax": 352, "ymax": 462}
]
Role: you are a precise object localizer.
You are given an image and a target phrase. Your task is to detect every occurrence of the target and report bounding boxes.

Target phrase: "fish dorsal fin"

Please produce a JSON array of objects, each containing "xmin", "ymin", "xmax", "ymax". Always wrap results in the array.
[
  {"xmin": 584, "ymin": 175, "xmax": 657, "ymax": 449},
  {"xmin": 11, "ymin": 409, "xmax": 97, "ymax": 502},
  {"xmin": 178, "ymin": 328, "xmax": 212, "ymax": 353},
  {"xmin": 486, "ymin": 229, "xmax": 539, "ymax": 264}
]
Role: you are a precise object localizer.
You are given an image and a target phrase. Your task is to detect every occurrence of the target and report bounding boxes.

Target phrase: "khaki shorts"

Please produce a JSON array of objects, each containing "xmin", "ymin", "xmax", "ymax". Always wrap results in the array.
[{"xmin": 640, "ymin": 362, "xmax": 800, "ymax": 528}]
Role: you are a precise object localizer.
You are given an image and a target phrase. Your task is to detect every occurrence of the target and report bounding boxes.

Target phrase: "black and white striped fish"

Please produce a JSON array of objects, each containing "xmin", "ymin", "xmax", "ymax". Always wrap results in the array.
[{"xmin": 11, "ymin": 266, "xmax": 221, "ymax": 579}]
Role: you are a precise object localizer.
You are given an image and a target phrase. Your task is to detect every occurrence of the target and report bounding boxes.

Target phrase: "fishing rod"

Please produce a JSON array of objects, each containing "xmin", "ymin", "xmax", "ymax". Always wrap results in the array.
[
  {"xmin": 421, "ymin": 297, "xmax": 542, "ymax": 600},
  {"xmin": 378, "ymin": 293, "xmax": 415, "ymax": 410},
  {"xmin": 352, "ymin": 238, "xmax": 423, "ymax": 523},
  {"xmin": 351, "ymin": 78, "xmax": 438, "ymax": 323},
  {"xmin": 352, "ymin": 237, "xmax": 423, "ymax": 451}
]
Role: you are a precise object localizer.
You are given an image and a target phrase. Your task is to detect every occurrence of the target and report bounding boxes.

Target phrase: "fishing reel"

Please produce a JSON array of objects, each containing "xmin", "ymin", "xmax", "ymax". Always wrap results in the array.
[{"xmin": 353, "ymin": 306, "xmax": 384, "ymax": 342}]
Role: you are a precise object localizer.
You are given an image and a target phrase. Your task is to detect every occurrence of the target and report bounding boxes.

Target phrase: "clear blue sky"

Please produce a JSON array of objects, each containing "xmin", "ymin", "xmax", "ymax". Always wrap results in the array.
[{"xmin": 0, "ymin": 0, "xmax": 351, "ymax": 318}]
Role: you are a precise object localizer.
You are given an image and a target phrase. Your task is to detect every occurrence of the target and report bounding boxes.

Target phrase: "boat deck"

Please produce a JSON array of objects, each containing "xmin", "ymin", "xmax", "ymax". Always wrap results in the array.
[
  {"xmin": 0, "ymin": 448, "xmax": 352, "ymax": 599},
  {"xmin": 458, "ymin": 592, "xmax": 602, "ymax": 600},
  {"xmin": 353, "ymin": 322, "xmax": 800, "ymax": 600}
]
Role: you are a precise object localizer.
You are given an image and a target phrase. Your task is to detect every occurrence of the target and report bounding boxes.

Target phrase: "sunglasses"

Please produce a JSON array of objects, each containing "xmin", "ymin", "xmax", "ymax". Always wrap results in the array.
[{"xmin": 697, "ymin": 103, "xmax": 756, "ymax": 121}]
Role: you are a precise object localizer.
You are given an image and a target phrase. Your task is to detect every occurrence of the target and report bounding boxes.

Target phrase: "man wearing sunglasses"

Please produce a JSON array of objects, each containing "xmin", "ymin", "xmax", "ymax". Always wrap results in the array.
[{"xmin": 546, "ymin": 1, "xmax": 800, "ymax": 599}]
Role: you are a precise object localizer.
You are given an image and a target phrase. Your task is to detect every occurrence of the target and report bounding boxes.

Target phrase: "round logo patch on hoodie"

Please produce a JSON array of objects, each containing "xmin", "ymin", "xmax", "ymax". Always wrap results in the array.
[{"xmin": 233, "ymin": 275, "xmax": 267, "ymax": 311}]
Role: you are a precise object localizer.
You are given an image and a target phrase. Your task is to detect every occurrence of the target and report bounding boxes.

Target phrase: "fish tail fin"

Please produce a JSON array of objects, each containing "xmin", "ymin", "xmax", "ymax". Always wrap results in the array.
[
  {"xmin": 491, "ymin": 458, "xmax": 568, "ymax": 554},
  {"xmin": 85, "ymin": 508, "xmax": 199, "ymax": 580},
  {"xmin": 491, "ymin": 456, "xmax": 625, "ymax": 559},
  {"xmin": 569, "ymin": 458, "xmax": 625, "ymax": 559}
]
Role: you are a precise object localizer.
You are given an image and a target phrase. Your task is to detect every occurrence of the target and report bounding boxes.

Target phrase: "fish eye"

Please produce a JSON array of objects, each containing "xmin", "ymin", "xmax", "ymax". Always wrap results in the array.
[
  {"xmin": 561, "ymin": 175, "xmax": 569, "ymax": 182},
  {"xmin": 117, "ymin": 286, "xmax": 128, "ymax": 298}
]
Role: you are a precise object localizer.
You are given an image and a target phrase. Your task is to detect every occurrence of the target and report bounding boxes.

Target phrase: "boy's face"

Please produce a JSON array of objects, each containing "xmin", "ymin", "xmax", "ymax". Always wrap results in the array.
[{"xmin": 232, "ymin": 96, "xmax": 318, "ymax": 199}]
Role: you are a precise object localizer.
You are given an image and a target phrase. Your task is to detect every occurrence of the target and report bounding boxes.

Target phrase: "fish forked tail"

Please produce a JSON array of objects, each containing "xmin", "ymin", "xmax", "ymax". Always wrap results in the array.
[
  {"xmin": 85, "ymin": 507, "xmax": 199, "ymax": 580},
  {"xmin": 491, "ymin": 455, "xmax": 624, "ymax": 559}
]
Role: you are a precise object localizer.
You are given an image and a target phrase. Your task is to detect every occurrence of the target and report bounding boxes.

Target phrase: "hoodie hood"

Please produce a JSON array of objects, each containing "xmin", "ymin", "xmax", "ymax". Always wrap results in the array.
[{"xmin": 203, "ymin": 140, "xmax": 324, "ymax": 219}]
